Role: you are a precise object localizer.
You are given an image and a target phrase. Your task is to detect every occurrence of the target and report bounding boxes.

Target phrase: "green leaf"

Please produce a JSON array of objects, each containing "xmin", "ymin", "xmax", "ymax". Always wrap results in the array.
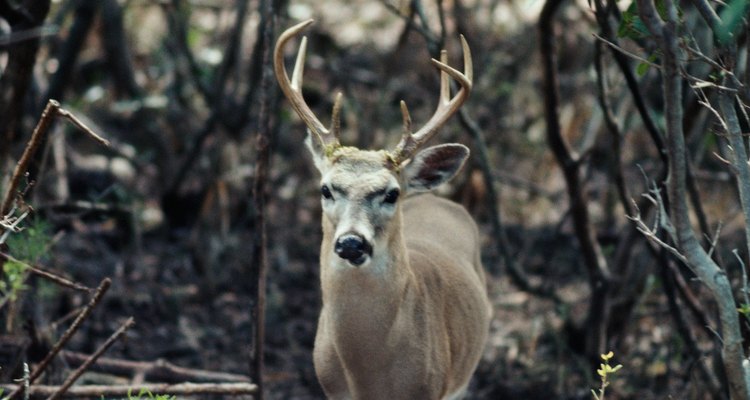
[
  {"xmin": 636, "ymin": 54, "xmax": 658, "ymax": 76},
  {"xmin": 617, "ymin": 0, "xmax": 682, "ymax": 40},
  {"xmin": 617, "ymin": 2, "xmax": 651, "ymax": 40},
  {"xmin": 5, "ymin": 217, "xmax": 51, "ymax": 263},
  {"xmin": 1, "ymin": 260, "xmax": 29, "ymax": 301},
  {"xmin": 636, "ymin": 61, "xmax": 649, "ymax": 76},
  {"xmin": 717, "ymin": 0, "xmax": 749, "ymax": 45}
]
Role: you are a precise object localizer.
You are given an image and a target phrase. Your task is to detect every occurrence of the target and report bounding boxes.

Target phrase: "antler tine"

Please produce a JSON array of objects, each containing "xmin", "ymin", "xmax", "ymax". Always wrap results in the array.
[
  {"xmin": 330, "ymin": 92, "xmax": 343, "ymax": 141},
  {"xmin": 274, "ymin": 19, "xmax": 340, "ymax": 147},
  {"xmin": 439, "ymin": 49, "xmax": 450, "ymax": 108},
  {"xmin": 391, "ymin": 35, "xmax": 473, "ymax": 164},
  {"xmin": 392, "ymin": 100, "xmax": 417, "ymax": 160}
]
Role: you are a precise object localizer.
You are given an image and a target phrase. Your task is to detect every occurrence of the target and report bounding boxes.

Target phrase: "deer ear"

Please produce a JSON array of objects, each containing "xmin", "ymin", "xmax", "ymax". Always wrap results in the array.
[
  {"xmin": 404, "ymin": 144, "xmax": 469, "ymax": 192},
  {"xmin": 305, "ymin": 130, "xmax": 328, "ymax": 172}
]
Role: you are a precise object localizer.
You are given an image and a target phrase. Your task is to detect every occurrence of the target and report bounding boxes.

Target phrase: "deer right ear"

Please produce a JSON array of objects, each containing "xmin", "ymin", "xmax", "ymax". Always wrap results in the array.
[
  {"xmin": 305, "ymin": 130, "xmax": 328, "ymax": 172},
  {"xmin": 404, "ymin": 144, "xmax": 469, "ymax": 192}
]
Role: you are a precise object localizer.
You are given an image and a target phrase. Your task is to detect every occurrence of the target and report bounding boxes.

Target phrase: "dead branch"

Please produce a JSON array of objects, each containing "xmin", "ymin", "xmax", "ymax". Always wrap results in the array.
[
  {"xmin": 0, "ymin": 252, "xmax": 93, "ymax": 293},
  {"xmin": 6, "ymin": 278, "xmax": 111, "ymax": 400},
  {"xmin": 47, "ymin": 317, "xmax": 135, "ymax": 400},
  {"xmin": 58, "ymin": 350, "xmax": 251, "ymax": 384},
  {"xmin": 2, "ymin": 101, "xmax": 58, "ymax": 216},
  {"xmin": 248, "ymin": 2, "xmax": 276, "ymax": 399},
  {"xmin": 0, "ymin": 382, "xmax": 258, "ymax": 399},
  {"xmin": 1, "ymin": 100, "xmax": 110, "ymax": 218},
  {"xmin": 54, "ymin": 108, "xmax": 110, "ymax": 147}
]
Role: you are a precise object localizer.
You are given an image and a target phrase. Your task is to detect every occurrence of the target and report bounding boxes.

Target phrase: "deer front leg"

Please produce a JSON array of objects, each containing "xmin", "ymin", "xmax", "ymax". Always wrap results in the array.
[{"xmin": 314, "ymin": 318, "xmax": 351, "ymax": 399}]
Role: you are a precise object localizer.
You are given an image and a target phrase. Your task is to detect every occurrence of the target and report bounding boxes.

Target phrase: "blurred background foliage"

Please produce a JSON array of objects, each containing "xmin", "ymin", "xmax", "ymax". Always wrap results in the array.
[{"xmin": 0, "ymin": 0, "xmax": 749, "ymax": 398}]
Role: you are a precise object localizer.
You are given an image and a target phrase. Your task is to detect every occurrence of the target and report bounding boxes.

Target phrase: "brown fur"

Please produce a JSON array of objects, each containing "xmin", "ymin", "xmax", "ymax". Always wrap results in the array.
[{"xmin": 313, "ymin": 150, "xmax": 491, "ymax": 400}]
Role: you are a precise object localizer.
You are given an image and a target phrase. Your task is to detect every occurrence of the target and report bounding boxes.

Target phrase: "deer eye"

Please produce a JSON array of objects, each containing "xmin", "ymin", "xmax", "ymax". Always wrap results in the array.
[
  {"xmin": 321, "ymin": 185, "xmax": 333, "ymax": 200},
  {"xmin": 383, "ymin": 189, "xmax": 400, "ymax": 204}
]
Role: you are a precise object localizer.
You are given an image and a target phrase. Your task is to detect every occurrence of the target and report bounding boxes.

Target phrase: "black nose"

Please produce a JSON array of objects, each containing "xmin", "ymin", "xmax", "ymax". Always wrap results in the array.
[{"xmin": 334, "ymin": 234, "xmax": 373, "ymax": 265}]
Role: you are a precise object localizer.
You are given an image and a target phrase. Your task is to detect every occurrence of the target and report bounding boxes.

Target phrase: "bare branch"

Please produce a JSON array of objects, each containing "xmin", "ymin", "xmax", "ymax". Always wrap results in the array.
[
  {"xmin": 0, "ymin": 252, "xmax": 93, "ymax": 293},
  {"xmin": 593, "ymin": 34, "xmax": 662, "ymax": 69},
  {"xmin": 6, "ymin": 278, "xmax": 111, "ymax": 400},
  {"xmin": 0, "ymin": 383, "xmax": 258, "ymax": 398},
  {"xmin": 47, "ymin": 317, "xmax": 135, "ymax": 400}
]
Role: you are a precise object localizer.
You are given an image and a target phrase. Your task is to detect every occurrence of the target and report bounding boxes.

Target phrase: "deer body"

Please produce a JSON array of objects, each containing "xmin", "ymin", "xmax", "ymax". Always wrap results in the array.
[
  {"xmin": 316, "ymin": 191, "xmax": 489, "ymax": 400},
  {"xmin": 275, "ymin": 20, "xmax": 491, "ymax": 400}
]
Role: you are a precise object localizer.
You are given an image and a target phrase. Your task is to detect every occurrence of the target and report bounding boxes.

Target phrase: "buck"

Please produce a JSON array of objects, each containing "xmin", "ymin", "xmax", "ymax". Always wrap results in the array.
[{"xmin": 274, "ymin": 19, "xmax": 491, "ymax": 400}]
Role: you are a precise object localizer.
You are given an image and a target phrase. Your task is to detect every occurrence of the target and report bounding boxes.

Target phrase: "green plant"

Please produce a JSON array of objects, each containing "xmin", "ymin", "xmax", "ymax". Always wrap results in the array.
[
  {"xmin": 592, "ymin": 351, "xmax": 623, "ymax": 400},
  {"xmin": 1, "ymin": 218, "xmax": 51, "ymax": 303},
  {"xmin": 0, "ymin": 260, "xmax": 27, "ymax": 302},
  {"xmin": 5, "ymin": 217, "xmax": 51, "ymax": 262},
  {"xmin": 126, "ymin": 388, "xmax": 176, "ymax": 400}
]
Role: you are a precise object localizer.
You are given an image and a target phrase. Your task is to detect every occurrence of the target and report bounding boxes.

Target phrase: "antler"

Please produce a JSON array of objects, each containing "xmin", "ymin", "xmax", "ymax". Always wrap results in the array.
[
  {"xmin": 274, "ymin": 19, "xmax": 342, "ymax": 148},
  {"xmin": 391, "ymin": 36, "xmax": 473, "ymax": 165}
]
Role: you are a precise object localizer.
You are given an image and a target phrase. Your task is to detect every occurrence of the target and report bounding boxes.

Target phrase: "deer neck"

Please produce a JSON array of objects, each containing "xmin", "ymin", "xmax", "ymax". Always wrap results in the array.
[{"xmin": 319, "ymin": 208, "xmax": 412, "ymax": 337}]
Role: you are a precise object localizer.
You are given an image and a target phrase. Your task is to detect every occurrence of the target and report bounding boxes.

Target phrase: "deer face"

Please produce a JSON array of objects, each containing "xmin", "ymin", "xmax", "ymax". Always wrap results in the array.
[
  {"xmin": 314, "ymin": 148, "xmax": 399, "ymax": 267},
  {"xmin": 309, "ymin": 142, "xmax": 469, "ymax": 268}
]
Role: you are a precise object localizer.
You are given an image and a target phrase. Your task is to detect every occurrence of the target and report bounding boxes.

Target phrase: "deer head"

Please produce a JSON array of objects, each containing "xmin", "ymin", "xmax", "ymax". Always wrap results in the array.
[{"xmin": 274, "ymin": 19, "xmax": 473, "ymax": 268}]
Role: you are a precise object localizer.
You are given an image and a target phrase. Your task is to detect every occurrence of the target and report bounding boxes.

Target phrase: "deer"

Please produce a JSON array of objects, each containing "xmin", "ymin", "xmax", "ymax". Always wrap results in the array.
[{"xmin": 274, "ymin": 19, "xmax": 491, "ymax": 400}]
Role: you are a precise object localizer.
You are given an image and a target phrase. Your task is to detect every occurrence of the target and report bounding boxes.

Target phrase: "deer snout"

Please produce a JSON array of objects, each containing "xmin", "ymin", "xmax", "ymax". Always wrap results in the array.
[{"xmin": 334, "ymin": 233, "xmax": 373, "ymax": 266}]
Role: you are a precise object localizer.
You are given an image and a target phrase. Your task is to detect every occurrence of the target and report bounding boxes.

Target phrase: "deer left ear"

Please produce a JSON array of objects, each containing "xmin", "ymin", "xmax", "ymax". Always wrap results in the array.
[
  {"xmin": 305, "ymin": 130, "xmax": 328, "ymax": 173},
  {"xmin": 403, "ymin": 144, "xmax": 469, "ymax": 192}
]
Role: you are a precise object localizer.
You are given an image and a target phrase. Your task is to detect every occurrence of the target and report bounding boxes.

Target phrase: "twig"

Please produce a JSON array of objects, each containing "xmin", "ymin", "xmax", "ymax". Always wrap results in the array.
[
  {"xmin": 1, "ymin": 100, "xmax": 109, "ymax": 217},
  {"xmin": 19, "ymin": 363, "xmax": 30, "ymax": 400},
  {"xmin": 54, "ymin": 107, "xmax": 110, "ymax": 147},
  {"xmin": 0, "ymin": 252, "xmax": 93, "ymax": 293},
  {"xmin": 0, "ymin": 382, "xmax": 258, "ymax": 398},
  {"xmin": 1, "ymin": 101, "xmax": 57, "ymax": 216},
  {"xmin": 593, "ymin": 33, "xmax": 662, "ymax": 69},
  {"xmin": 47, "ymin": 317, "xmax": 135, "ymax": 400},
  {"xmin": 7, "ymin": 278, "xmax": 111, "ymax": 400},
  {"xmin": 705, "ymin": 222, "xmax": 723, "ymax": 259},
  {"xmin": 628, "ymin": 202, "xmax": 688, "ymax": 264},
  {"xmin": 378, "ymin": 0, "xmax": 440, "ymax": 49},
  {"xmin": 0, "ymin": 209, "xmax": 30, "ymax": 244},
  {"xmin": 0, "ymin": 26, "xmax": 58, "ymax": 48},
  {"xmin": 58, "ymin": 350, "xmax": 251, "ymax": 384}
]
